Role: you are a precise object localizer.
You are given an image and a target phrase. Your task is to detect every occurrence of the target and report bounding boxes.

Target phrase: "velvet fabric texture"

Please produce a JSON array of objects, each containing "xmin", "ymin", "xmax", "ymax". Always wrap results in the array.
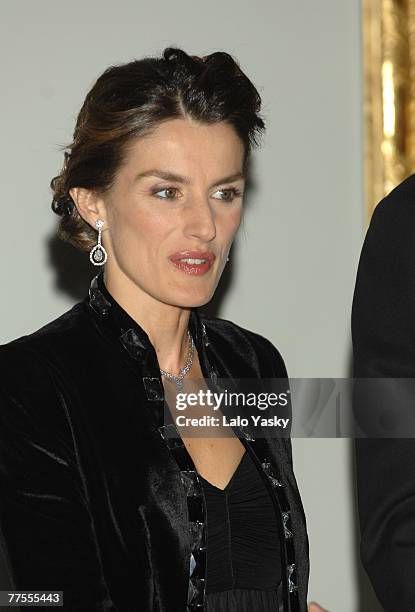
[
  {"xmin": 0, "ymin": 270, "xmax": 309, "ymax": 611},
  {"xmin": 352, "ymin": 173, "xmax": 415, "ymax": 611}
]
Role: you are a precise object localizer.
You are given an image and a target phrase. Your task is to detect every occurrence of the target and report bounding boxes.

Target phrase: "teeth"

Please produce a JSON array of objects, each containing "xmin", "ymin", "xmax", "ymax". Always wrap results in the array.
[{"xmin": 179, "ymin": 258, "xmax": 207, "ymax": 264}]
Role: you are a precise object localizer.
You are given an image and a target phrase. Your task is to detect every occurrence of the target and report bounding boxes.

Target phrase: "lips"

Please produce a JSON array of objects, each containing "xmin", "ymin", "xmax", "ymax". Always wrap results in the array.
[
  {"xmin": 169, "ymin": 250, "xmax": 216, "ymax": 276},
  {"xmin": 169, "ymin": 250, "xmax": 215, "ymax": 264}
]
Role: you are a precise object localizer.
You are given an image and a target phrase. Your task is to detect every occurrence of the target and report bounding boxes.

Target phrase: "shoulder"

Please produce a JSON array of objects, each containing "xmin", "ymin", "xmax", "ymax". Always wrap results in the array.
[
  {"xmin": 0, "ymin": 300, "xmax": 89, "ymax": 388},
  {"xmin": 0, "ymin": 302, "xmax": 94, "ymax": 442},
  {"xmin": 199, "ymin": 312, "xmax": 288, "ymax": 378},
  {"xmin": 365, "ymin": 172, "xmax": 415, "ymax": 246},
  {"xmin": 352, "ymin": 174, "xmax": 415, "ymax": 377},
  {"xmin": 0, "ymin": 332, "xmax": 80, "ymax": 476},
  {"xmin": 0, "ymin": 300, "xmax": 89, "ymax": 353}
]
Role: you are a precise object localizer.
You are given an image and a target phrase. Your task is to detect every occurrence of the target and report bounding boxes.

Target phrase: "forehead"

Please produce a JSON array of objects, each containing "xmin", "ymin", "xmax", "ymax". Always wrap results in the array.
[{"xmin": 121, "ymin": 118, "xmax": 245, "ymax": 178}]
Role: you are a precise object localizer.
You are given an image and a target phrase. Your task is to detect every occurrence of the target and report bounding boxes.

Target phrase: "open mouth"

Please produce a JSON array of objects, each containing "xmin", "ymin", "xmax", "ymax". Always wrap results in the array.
[
  {"xmin": 169, "ymin": 258, "xmax": 213, "ymax": 275},
  {"xmin": 169, "ymin": 251, "xmax": 215, "ymax": 275}
]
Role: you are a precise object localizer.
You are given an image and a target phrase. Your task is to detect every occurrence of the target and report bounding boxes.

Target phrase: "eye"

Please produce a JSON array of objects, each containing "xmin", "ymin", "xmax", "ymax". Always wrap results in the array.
[
  {"xmin": 151, "ymin": 186, "xmax": 244, "ymax": 202},
  {"xmin": 152, "ymin": 187, "xmax": 179, "ymax": 200},
  {"xmin": 214, "ymin": 188, "xmax": 244, "ymax": 202}
]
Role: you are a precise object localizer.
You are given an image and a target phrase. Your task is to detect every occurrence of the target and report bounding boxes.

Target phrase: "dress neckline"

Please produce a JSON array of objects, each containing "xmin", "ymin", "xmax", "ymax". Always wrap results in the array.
[{"xmin": 199, "ymin": 450, "xmax": 248, "ymax": 493}]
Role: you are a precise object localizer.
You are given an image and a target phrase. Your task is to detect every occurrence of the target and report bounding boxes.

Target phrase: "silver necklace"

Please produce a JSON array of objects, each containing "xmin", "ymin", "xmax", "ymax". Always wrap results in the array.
[{"xmin": 159, "ymin": 330, "xmax": 195, "ymax": 391}]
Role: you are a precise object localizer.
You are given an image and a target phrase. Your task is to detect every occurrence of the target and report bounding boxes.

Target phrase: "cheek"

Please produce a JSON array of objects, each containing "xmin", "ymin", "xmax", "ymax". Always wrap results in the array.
[
  {"xmin": 109, "ymin": 205, "xmax": 166, "ymax": 253},
  {"xmin": 220, "ymin": 208, "xmax": 242, "ymax": 239}
]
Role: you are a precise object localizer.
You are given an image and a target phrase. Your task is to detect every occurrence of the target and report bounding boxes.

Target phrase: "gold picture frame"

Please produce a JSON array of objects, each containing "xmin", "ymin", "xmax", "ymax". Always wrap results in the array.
[{"xmin": 363, "ymin": 0, "xmax": 415, "ymax": 226}]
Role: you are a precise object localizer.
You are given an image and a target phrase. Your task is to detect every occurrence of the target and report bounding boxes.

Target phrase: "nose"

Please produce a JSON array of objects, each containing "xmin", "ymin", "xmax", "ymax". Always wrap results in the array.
[{"xmin": 184, "ymin": 197, "xmax": 217, "ymax": 243}]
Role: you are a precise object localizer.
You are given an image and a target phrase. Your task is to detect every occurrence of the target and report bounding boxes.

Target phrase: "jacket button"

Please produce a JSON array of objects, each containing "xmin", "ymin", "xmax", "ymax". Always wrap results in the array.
[
  {"xmin": 238, "ymin": 424, "xmax": 255, "ymax": 441},
  {"xmin": 119, "ymin": 328, "xmax": 147, "ymax": 360},
  {"xmin": 261, "ymin": 459, "xmax": 283, "ymax": 487},
  {"xmin": 189, "ymin": 520, "xmax": 205, "ymax": 551},
  {"xmin": 282, "ymin": 510, "xmax": 293, "ymax": 539},
  {"xmin": 189, "ymin": 553, "xmax": 196, "ymax": 577},
  {"xmin": 287, "ymin": 563, "xmax": 298, "ymax": 592},
  {"xmin": 142, "ymin": 377, "xmax": 164, "ymax": 401},
  {"xmin": 180, "ymin": 470, "xmax": 202, "ymax": 497}
]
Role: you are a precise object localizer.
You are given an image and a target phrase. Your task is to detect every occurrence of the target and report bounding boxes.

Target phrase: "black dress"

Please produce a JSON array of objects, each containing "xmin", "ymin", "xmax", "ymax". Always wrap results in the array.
[{"xmin": 199, "ymin": 449, "xmax": 282, "ymax": 611}]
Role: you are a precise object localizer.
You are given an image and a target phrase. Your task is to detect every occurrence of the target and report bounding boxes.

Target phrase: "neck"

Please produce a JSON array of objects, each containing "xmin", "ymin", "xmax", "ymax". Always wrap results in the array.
[{"xmin": 103, "ymin": 266, "xmax": 192, "ymax": 375}]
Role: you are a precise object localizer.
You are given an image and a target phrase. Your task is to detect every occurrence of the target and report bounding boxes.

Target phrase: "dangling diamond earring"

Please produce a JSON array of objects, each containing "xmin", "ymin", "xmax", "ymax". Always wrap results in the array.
[
  {"xmin": 89, "ymin": 219, "xmax": 108, "ymax": 266},
  {"xmin": 226, "ymin": 256, "xmax": 230, "ymax": 262}
]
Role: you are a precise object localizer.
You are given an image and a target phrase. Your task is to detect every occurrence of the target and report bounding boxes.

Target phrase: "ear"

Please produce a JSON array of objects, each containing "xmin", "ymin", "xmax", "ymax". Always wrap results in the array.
[{"xmin": 69, "ymin": 187, "xmax": 107, "ymax": 229}]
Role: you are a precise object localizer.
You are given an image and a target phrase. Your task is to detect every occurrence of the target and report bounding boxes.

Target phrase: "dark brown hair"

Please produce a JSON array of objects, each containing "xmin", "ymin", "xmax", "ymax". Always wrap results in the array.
[{"xmin": 50, "ymin": 47, "xmax": 266, "ymax": 252}]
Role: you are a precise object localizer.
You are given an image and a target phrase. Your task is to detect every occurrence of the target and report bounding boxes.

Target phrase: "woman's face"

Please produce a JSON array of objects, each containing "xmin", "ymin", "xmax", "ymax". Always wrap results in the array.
[{"xmin": 98, "ymin": 118, "xmax": 245, "ymax": 308}]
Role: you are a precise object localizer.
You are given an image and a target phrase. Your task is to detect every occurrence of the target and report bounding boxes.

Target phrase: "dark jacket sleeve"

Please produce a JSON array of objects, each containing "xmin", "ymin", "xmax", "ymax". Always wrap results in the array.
[
  {"xmin": 249, "ymin": 330, "xmax": 294, "ymax": 465},
  {"xmin": 352, "ymin": 173, "xmax": 415, "ymax": 611},
  {"xmin": 262, "ymin": 335, "xmax": 293, "ymax": 464},
  {"xmin": 0, "ymin": 342, "xmax": 117, "ymax": 611}
]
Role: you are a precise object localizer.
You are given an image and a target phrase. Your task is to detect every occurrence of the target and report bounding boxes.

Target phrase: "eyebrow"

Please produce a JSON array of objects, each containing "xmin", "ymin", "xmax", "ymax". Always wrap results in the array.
[{"xmin": 133, "ymin": 169, "xmax": 246, "ymax": 188}]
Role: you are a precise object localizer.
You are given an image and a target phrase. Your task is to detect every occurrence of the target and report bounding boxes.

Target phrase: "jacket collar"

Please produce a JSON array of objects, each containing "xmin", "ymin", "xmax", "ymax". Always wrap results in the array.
[{"xmin": 87, "ymin": 269, "xmax": 211, "ymax": 367}]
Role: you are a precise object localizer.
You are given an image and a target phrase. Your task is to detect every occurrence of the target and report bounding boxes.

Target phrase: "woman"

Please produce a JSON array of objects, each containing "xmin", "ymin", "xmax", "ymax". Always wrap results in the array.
[{"xmin": 0, "ymin": 47, "xmax": 318, "ymax": 611}]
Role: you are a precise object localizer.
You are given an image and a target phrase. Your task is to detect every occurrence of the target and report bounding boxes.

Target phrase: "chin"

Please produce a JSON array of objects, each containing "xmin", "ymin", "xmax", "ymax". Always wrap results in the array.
[{"xmin": 167, "ymin": 288, "xmax": 214, "ymax": 309}]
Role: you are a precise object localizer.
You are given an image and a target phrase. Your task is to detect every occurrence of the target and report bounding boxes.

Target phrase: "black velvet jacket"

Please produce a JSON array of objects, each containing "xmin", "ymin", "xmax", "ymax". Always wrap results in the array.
[{"xmin": 0, "ymin": 270, "xmax": 309, "ymax": 611}]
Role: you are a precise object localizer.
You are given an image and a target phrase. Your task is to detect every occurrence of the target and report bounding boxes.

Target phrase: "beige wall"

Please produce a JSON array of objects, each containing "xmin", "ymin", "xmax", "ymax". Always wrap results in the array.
[{"xmin": 1, "ymin": 1, "xmax": 380, "ymax": 610}]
